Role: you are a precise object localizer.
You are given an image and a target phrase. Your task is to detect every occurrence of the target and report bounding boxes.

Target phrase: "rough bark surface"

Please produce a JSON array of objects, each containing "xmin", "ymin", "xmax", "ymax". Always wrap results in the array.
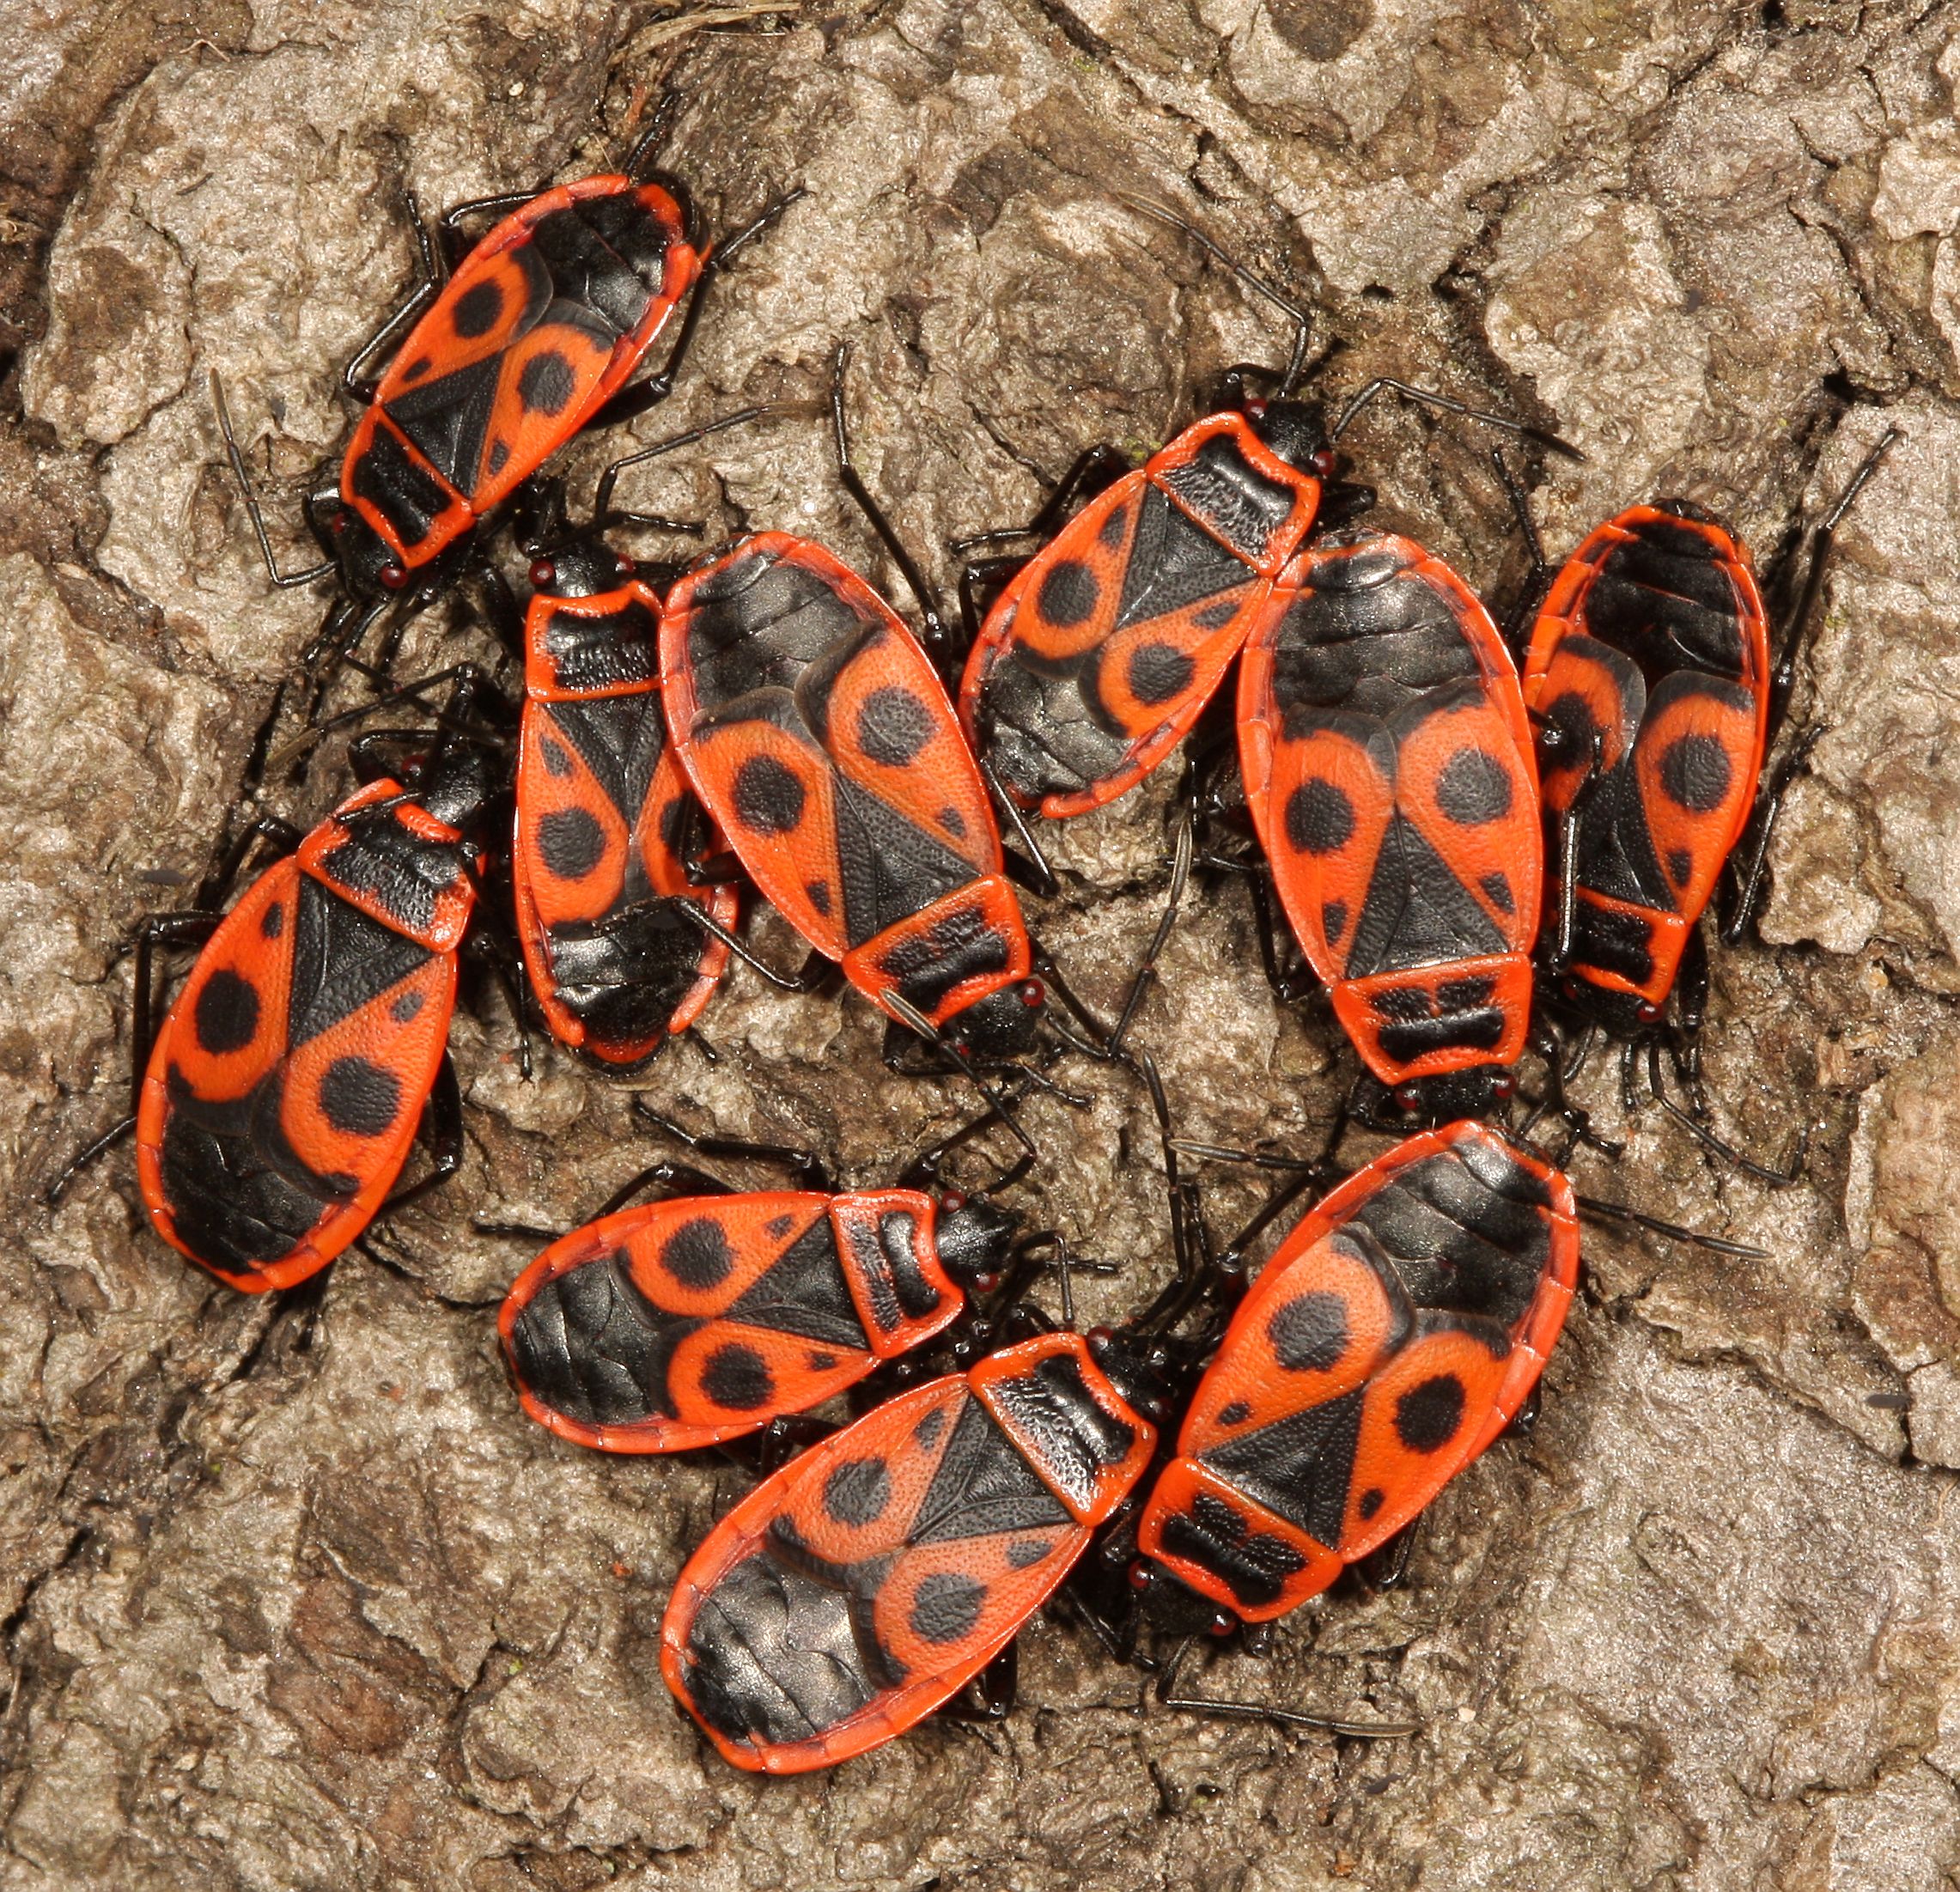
[{"xmin": 5, "ymin": 2, "xmax": 1960, "ymax": 1887}]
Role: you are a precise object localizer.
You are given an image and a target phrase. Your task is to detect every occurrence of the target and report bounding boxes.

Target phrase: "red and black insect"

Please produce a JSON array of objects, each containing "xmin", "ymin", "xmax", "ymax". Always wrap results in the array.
[
  {"xmin": 502, "ymin": 457, "xmax": 749, "ymax": 1068},
  {"xmin": 1129, "ymin": 1119, "xmax": 1577, "ymax": 1628},
  {"xmin": 660, "ymin": 529, "xmax": 1046, "ymax": 1057},
  {"xmin": 660, "ymin": 1327, "xmax": 1163, "ymax": 1773},
  {"xmin": 500, "ymin": 1159, "xmax": 1021, "ymax": 1453},
  {"xmin": 654, "ymin": 351, "xmax": 1080, "ymax": 1087},
  {"xmin": 1234, "ymin": 529, "xmax": 1543, "ymax": 1122},
  {"xmin": 955, "ymin": 198, "xmax": 1557, "ymax": 824},
  {"xmin": 1518, "ymin": 431, "xmax": 1895, "ymax": 1163},
  {"xmin": 215, "ymin": 113, "xmax": 796, "ymax": 680},
  {"xmin": 127, "ymin": 681, "xmax": 505, "ymax": 1292}
]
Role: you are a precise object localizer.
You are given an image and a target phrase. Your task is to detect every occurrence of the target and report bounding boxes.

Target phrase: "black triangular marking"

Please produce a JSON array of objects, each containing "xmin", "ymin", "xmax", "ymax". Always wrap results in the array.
[
  {"xmin": 725, "ymin": 1219, "xmax": 868, "ymax": 1348},
  {"xmin": 383, "ymin": 353, "xmax": 502, "ymax": 493},
  {"xmin": 830, "ymin": 770, "xmax": 977, "ymax": 950},
  {"xmin": 1344, "ymin": 814, "xmax": 1507, "ymax": 977},
  {"xmin": 1113, "ymin": 483, "xmax": 1250, "ymax": 633},
  {"xmin": 288, "ymin": 879, "xmax": 430, "ymax": 1049},
  {"xmin": 543, "ymin": 695, "xmax": 668, "ymax": 830},
  {"xmin": 1203, "ymin": 1385, "xmax": 1365, "ymax": 1546},
  {"xmin": 910, "ymin": 1396, "xmax": 1070, "ymax": 1544}
]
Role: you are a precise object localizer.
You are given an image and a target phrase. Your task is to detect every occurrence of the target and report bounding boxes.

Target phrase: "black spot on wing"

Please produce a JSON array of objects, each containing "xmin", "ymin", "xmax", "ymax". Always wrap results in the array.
[
  {"xmin": 661, "ymin": 1216, "xmax": 734, "ymax": 1288},
  {"xmin": 855, "ymin": 687, "xmax": 935, "ymax": 767},
  {"xmin": 1394, "ymin": 1373, "xmax": 1467, "ymax": 1453},
  {"xmin": 702, "ymin": 1342, "xmax": 775, "ymax": 1411},
  {"xmin": 518, "ymin": 350, "xmax": 577, "ymax": 417},
  {"xmin": 538, "ymin": 806, "xmax": 607, "ymax": 880},
  {"xmin": 823, "ymin": 1457, "xmax": 892, "ymax": 1527},
  {"xmin": 1433, "ymin": 746, "xmax": 1514, "ymax": 824},
  {"xmin": 195, "ymin": 970, "xmax": 261, "ymax": 1056},
  {"xmin": 451, "ymin": 278, "xmax": 503, "ymax": 338},
  {"xmin": 1285, "ymin": 778, "xmax": 1355, "ymax": 855},
  {"xmin": 1269, "ymin": 1292, "xmax": 1350, "ymax": 1373},
  {"xmin": 909, "ymin": 1571, "xmax": 985, "ymax": 1646},
  {"xmin": 733, "ymin": 753, "xmax": 807, "ymax": 836},
  {"xmin": 1037, "ymin": 560, "xmax": 1099, "ymax": 628},
  {"xmin": 1658, "ymin": 731, "xmax": 1733, "ymax": 812},
  {"xmin": 317, "ymin": 1056, "xmax": 402, "ymax": 1137}
]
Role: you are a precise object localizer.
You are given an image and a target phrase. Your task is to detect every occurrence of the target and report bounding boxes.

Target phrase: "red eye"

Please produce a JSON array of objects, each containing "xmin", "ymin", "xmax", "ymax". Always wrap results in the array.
[
  {"xmin": 1128, "ymin": 1560, "xmax": 1157, "ymax": 1594},
  {"xmin": 1492, "ymin": 1074, "xmax": 1515, "ymax": 1099},
  {"xmin": 1208, "ymin": 1609, "xmax": 1236, "ymax": 1639},
  {"xmin": 615, "ymin": 554, "xmax": 636, "ymax": 578},
  {"xmin": 1019, "ymin": 978, "xmax": 1044, "ymax": 1009},
  {"xmin": 1244, "ymin": 396, "xmax": 1268, "ymax": 419},
  {"xmin": 971, "ymin": 1271, "xmax": 999, "ymax": 1295},
  {"xmin": 938, "ymin": 1189, "xmax": 967, "ymax": 1214},
  {"xmin": 379, "ymin": 563, "xmax": 408, "ymax": 591},
  {"xmin": 1638, "ymin": 1000, "xmax": 1664, "ymax": 1025},
  {"xmin": 1395, "ymin": 1084, "xmax": 1422, "ymax": 1112},
  {"xmin": 529, "ymin": 557, "xmax": 556, "ymax": 587},
  {"xmin": 1561, "ymin": 975, "xmax": 1584, "ymax": 1002},
  {"xmin": 1311, "ymin": 448, "xmax": 1337, "ymax": 478},
  {"xmin": 332, "ymin": 510, "xmax": 353, "ymax": 535}
]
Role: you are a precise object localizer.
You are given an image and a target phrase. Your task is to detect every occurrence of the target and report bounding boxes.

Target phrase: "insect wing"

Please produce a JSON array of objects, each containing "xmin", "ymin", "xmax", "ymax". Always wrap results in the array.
[
  {"xmin": 1139, "ymin": 1123, "xmax": 1578, "ymax": 1621},
  {"xmin": 502, "ymin": 1192, "xmax": 886, "ymax": 1452},
  {"xmin": 663, "ymin": 1334, "xmax": 1152, "ymax": 1771},
  {"xmin": 362, "ymin": 179, "xmax": 699, "ymax": 532},
  {"xmin": 665, "ymin": 537, "xmax": 1001, "ymax": 964},
  {"xmin": 137, "ymin": 858, "xmax": 453, "ymax": 1293}
]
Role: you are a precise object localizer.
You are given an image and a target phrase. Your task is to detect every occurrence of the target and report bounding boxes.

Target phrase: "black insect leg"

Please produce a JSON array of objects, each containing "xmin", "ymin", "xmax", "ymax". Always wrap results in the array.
[
  {"xmin": 587, "ymin": 405, "xmax": 776, "ymax": 529},
  {"xmin": 755, "ymin": 1413, "xmax": 840, "ymax": 1475},
  {"xmin": 1490, "ymin": 447, "xmax": 1553, "ymax": 663},
  {"xmin": 896, "ymin": 1104, "xmax": 1035, "ymax": 1195},
  {"xmin": 1667, "ymin": 925, "xmax": 1712, "ymax": 1115},
  {"xmin": 376, "ymin": 1052, "xmax": 466, "ymax": 1216},
  {"xmin": 1520, "ymin": 1021, "xmax": 1621, "ymax": 1162},
  {"xmin": 54, "ymin": 842, "xmax": 303, "ymax": 1205},
  {"xmin": 1543, "ymin": 733, "xmax": 1608, "ymax": 980},
  {"xmin": 1330, "ymin": 377, "xmax": 1580, "ymax": 459},
  {"xmin": 1153, "ymin": 1636, "xmax": 1417, "ymax": 1738},
  {"xmin": 342, "ymin": 194, "xmax": 449, "ymax": 404},
  {"xmin": 460, "ymin": 907, "xmax": 534, "ymax": 1083},
  {"xmin": 632, "ymin": 1099, "xmax": 832, "ymax": 1192},
  {"xmin": 989, "ymin": 761, "xmax": 1061, "ymax": 900},
  {"xmin": 1642, "ymin": 1037, "xmax": 1808, "ymax": 1187},
  {"xmin": 1573, "ymin": 1189, "xmax": 1768, "ymax": 1258},
  {"xmin": 1722, "ymin": 429, "xmax": 1897, "ymax": 940},
  {"xmin": 672, "ymin": 898, "xmax": 837, "ymax": 997},
  {"xmin": 1115, "ymin": 192, "xmax": 1314, "ymax": 395},
  {"xmin": 941, "ymin": 1641, "xmax": 1018, "ymax": 1724},
  {"xmin": 1763, "ymin": 425, "xmax": 1900, "ymax": 742},
  {"xmin": 1720, "ymin": 723, "xmax": 1823, "ymax": 948},
  {"xmin": 953, "ymin": 444, "xmax": 1135, "ymax": 557},
  {"xmin": 955, "ymin": 555, "xmax": 1026, "ymax": 672},
  {"xmin": 585, "ymin": 188, "xmax": 807, "ymax": 432},
  {"xmin": 878, "ymin": 1012, "xmax": 1039, "ymax": 1163},
  {"xmin": 1352, "ymin": 1521, "xmax": 1419, "ymax": 1593},
  {"xmin": 208, "ymin": 371, "xmax": 338, "ymax": 589},
  {"xmin": 1107, "ymin": 804, "xmax": 1195, "ymax": 1059},
  {"xmin": 1027, "ymin": 946, "xmax": 1115, "ymax": 1058},
  {"xmin": 1245, "ymin": 866, "xmax": 1321, "ymax": 1005},
  {"xmin": 830, "ymin": 340, "xmax": 956, "ymax": 664}
]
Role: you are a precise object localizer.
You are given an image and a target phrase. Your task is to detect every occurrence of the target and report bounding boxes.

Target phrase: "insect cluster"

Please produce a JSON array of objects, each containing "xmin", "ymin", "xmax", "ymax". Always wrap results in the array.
[{"xmin": 51, "ymin": 106, "xmax": 1895, "ymax": 1779}]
